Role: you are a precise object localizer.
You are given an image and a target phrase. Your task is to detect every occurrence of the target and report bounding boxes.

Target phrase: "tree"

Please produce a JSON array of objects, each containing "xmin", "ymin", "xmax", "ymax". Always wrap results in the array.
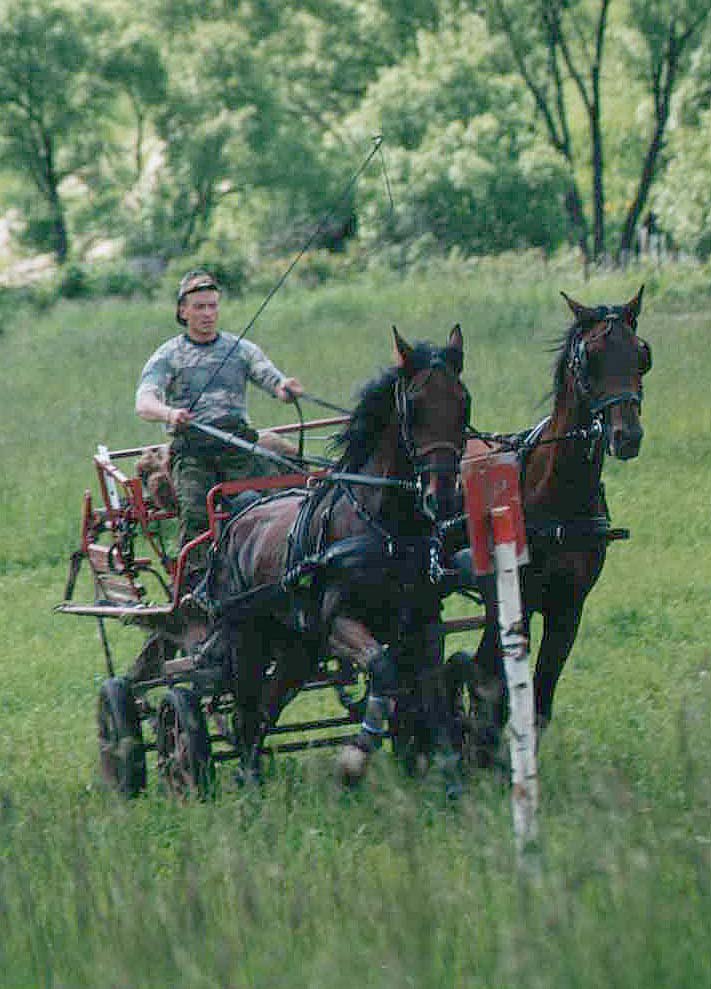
[
  {"xmin": 619, "ymin": 0, "xmax": 711, "ymax": 255},
  {"xmin": 99, "ymin": 27, "xmax": 168, "ymax": 181},
  {"xmin": 484, "ymin": 0, "xmax": 711, "ymax": 263},
  {"xmin": 347, "ymin": 10, "xmax": 569, "ymax": 258},
  {"xmin": 650, "ymin": 17, "xmax": 711, "ymax": 256},
  {"xmin": 0, "ymin": 0, "xmax": 113, "ymax": 262}
]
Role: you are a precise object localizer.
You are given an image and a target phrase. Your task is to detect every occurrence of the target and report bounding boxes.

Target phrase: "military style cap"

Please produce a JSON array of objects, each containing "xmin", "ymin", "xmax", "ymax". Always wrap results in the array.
[{"xmin": 175, "ymin": 269, "xmax": 220, "ymax": 326}]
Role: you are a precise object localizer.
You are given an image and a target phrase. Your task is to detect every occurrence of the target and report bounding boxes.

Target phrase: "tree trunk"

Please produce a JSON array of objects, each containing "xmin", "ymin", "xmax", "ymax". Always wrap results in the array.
[
  {"xmin": 590, "ymin": 79, "xmax": 605, "ymax": 259},
  {"xmin": 43, "ymin": 137, "xmax": 69, "ymax": 264},
  {"xmin": 618, "ymin": 48, "xmax": 677, "ymax": 258},
  {"xmin": 564, "ymin": 181, "xmax": 590, "ymax": 264}
]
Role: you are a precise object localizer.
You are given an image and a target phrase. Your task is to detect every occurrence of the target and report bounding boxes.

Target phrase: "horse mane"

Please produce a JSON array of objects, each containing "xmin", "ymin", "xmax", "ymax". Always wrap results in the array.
[
  {"xmin": 331, "ymin": 341, "xmax": 449, "ymax": 471},
  {"xmin": 551, "ymin": 322, "xmax": 579, "ymax": 400}
]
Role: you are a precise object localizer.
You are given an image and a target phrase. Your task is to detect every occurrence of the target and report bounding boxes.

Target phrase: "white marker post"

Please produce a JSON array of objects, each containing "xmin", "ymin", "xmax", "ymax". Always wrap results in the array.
[{"xmin": 491, "ymin": 504, "xmax": 538, "ymax": 856}]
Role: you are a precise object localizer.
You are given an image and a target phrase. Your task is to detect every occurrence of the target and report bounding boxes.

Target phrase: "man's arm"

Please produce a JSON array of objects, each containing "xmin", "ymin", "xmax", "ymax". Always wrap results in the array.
[
  {"xmin": 136, "ymin": 388, "xmax": 192, "ymax": 428},
  {"xmin": 243, "ymin": 340, "xmax": 304, "ymax": 402}
]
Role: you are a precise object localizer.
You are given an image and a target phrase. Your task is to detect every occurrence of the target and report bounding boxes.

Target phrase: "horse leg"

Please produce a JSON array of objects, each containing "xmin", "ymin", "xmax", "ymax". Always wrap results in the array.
[
  {"xmin": 226, "ymin": 620, "xmax": 273, "ymax": 785},
  {"xmin": 422, "ymin": 668, "xmax": 465, "ymax": 799},
  {"xmin": 468, "ymin": 577, "xmax": 508, "ymax": 768},
  {"xmin": 396, "ymin": 615, "xmax": 463, "ymax": 798},
  {"xmin": 327, "ymin": 615, "xmax": 395, "ymax": 785},
  {"xmin": 534, "ymin": 590, "xmax": 584, "ymax": 736}
]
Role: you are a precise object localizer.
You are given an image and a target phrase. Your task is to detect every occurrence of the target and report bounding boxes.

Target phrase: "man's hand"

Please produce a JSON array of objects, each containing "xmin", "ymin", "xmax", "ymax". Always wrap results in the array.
[
  {"xmin": 168, "ymin": 407, "xmax": 194, "ymax": 429},
  {"xmin": 276, "ymin": 377, "xmax": 304, "ymax": 403}
]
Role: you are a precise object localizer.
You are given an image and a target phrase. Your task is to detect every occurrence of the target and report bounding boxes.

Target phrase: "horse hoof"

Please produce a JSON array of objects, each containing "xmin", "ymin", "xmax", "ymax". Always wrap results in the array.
[{"xmin": 336, "ymin": 744, "xmax": 369, "ymax": 787}]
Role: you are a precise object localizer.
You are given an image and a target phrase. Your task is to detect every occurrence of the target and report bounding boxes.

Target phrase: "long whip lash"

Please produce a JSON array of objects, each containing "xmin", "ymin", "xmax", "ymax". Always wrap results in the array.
[{"xmin": 187, "ymin": 136, "xmax": 385, "ymax": 415}]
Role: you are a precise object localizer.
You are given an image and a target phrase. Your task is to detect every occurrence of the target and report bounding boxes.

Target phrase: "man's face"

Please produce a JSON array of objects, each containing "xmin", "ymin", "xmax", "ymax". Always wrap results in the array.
[{"xmin": 180, "ymin": 288, "xmax": 220, "ymax": 341}]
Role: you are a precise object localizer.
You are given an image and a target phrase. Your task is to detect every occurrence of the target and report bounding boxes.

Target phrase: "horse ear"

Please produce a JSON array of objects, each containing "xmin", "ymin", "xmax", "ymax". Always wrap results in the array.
[
  {"xmin": 624, "ymin": 284, "xmax": 645, "ymax": 324},
  {"xmin": 447, "ymin": 323, "xmax": 464, "ymax": 374},
  {"xmin": 560, "ymin": 291, "xmax": 596, "ymax": 324},
  {"xmin": 392, "ymin": 325, "xmax": 413, "ymax": 368}
]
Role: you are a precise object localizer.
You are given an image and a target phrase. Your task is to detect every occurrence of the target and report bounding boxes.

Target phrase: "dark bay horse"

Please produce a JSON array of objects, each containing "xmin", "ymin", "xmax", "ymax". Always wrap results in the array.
[
  {"xmin": 461, "ymin": 287, "xmax": 652, "ymax": 762},
  {"xmin": 204, "ymin": 326, "xmax": 470, "ymax": 785}
]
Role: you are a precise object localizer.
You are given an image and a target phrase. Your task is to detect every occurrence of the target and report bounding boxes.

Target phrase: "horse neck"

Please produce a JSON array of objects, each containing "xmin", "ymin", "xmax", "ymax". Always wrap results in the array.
[
  {"xmin": 332, "ymin": 418, "xmax": 424, "ymax": 539},
  {"xmin": 365, "ymin": 421, "xmax": 419, "ymax": 519},
  {"xmin": 524, "ymin": 379, "xmax": 605, "ymax": 515}
]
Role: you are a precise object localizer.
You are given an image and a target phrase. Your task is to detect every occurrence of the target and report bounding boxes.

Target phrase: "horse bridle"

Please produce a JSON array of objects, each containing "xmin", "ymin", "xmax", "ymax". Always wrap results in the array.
[
  {"xmin": 567, "ymin": 311, "xmax": 651, "ymax": 417},
  {"xmin": 394, "ymin": 365, "xmax": 470, "ymax": 466}
]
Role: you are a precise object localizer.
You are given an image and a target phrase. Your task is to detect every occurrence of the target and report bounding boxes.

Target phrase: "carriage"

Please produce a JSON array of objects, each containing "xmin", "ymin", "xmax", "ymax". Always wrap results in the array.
[{"xmin": 55, "ymin": 415, "xmax": 531, "ymax": 804}]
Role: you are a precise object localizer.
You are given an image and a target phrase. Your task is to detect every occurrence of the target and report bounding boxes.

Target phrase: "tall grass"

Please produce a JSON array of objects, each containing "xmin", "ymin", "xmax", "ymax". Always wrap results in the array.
[{"xmin": 1, "ymin": 255, "xmax": 711, "ymax": 987}]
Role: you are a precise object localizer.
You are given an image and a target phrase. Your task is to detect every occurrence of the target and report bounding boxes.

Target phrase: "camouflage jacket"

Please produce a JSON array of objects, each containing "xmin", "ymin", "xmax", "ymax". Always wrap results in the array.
[{"xmin": 136, "ymin": 332, "xmax": 286, "ymax": 434}]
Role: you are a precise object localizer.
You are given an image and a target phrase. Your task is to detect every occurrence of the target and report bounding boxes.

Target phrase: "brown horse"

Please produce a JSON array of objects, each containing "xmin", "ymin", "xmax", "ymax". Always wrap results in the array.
[
  {"xmin": 457, "ymin": 287, "xmax": 652, "ymax": 763},
  {"xmin": 203, "ymin": 326, "xmax": 470, "ymax": 786}
]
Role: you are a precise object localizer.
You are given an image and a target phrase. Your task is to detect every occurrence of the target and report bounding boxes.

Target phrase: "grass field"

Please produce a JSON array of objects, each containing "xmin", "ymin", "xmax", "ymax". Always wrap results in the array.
[{"xmin": 1, "ymin": 255, "xmax": 711, "ymax": 987}]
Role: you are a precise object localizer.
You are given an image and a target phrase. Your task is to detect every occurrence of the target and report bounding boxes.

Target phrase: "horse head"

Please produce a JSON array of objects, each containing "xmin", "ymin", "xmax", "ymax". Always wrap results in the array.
[
  {"xmin": 560, "ymin": 286, "xmax": 652, "ymax": 460},
  {"xmin": 393, "ymin": 324, "xmax": 469, "ymax": 520}
]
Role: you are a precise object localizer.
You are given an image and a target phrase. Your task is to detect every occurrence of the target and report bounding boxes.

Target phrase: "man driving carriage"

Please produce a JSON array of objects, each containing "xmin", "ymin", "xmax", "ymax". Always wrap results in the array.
[{"xmin": 135, "ymin": 269, "xmax": 304, "ymax": 574}]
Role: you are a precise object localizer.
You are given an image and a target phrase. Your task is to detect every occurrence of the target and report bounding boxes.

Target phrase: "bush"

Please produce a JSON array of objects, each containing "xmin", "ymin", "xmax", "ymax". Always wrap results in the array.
[
  {"xmin": 54, "ymin": 261, "xmax": 158, "ymax": 301},
  {"xmin": 0, "ymin": 282, "xmax": 57, "ymax": 324},
  {"xmin": 58, "ymin": 263, "xmax": 91, "ymax": 299},
  {"xmin": 94, "ymin": 263, "xmax": 156, "ymax": 298}
]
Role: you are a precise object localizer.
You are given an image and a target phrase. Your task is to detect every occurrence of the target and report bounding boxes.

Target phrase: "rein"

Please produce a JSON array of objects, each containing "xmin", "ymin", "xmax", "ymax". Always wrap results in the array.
[{"xmin": 468, "ymin": 418, "xmax": 605, "ymax": 455}]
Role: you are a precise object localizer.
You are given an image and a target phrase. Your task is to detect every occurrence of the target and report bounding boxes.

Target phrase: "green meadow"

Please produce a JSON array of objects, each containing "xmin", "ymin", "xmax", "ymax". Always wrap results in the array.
[{"xmin": 1, "ymin": 255, "xmax": 711, "ymax": 988}]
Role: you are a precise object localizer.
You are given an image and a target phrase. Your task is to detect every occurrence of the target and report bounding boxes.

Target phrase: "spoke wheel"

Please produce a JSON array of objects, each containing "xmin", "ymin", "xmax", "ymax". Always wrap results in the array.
[
  {"xmin": 157, "ymin": 687, "xmax": 214, "ymax": 799},
  {"xmin": 97, "ymin": 678, "xmax": 146, "ymax": 798}
]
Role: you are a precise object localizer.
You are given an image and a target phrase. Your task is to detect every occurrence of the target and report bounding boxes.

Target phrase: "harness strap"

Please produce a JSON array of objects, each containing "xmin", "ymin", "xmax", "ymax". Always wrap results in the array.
[{"xmin": 525, "ymin": 515, "xmax": 625, "ymax": 545}]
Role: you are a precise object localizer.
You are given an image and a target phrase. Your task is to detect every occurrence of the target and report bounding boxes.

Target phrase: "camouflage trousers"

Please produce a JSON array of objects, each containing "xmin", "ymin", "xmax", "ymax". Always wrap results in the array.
[{"xmin": 171, "ymin": 447, "xmax": 276, "ymax": 571}]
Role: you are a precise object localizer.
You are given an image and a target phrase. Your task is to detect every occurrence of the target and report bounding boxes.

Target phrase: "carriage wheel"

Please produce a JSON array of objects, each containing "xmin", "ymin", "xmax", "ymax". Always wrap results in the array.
[
  {"xmin": 156, "ymin": 687, "xmax": 215, "ymax": 799},
  {"xmin": 97, "ymin": 677, "xmax": 147, "ymax": 798}
]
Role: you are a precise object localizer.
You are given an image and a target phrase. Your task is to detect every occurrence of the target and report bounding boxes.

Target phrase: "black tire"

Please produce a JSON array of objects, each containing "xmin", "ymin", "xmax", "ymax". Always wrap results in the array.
[
  {"xmin": 156, "ymin": 687, "xmax": 215, "ymax": 798},
  {"xmin": 97, "ymin": 677, "xmax": 147, "ymax": 798}
]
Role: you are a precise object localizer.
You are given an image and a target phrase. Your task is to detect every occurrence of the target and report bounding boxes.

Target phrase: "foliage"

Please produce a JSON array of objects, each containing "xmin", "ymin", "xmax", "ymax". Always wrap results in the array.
[
  {"xmin": 652, "ymin": 110, "xmax": 711, "ymax": 256},
  {"xmin": 351, "ymin": 11, "xmax": 569, "ymax": 256},
  {"xmin": 54, "ymin": 262, "xmax": 157, "ymax": 300},
  {"xmin": 0, "ymin": 0, "xmax": 114, "ymax": 262},
  {"xmin": 1, "ymin": 0, "xmax": 711, "ymax": 270},
  {"xmin": 649, "ymin": 17, "xmax": 711, "ymax": 255},
  {"xmin": 483, "ymin": 0, "xmax": 711, "ymax": 261}
]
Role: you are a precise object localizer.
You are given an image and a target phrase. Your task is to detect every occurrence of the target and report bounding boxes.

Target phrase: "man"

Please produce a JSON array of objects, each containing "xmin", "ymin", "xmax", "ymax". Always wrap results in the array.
[{"xmin": 135, "ymin": 269, "xmax": 304, "ymax": 569}]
